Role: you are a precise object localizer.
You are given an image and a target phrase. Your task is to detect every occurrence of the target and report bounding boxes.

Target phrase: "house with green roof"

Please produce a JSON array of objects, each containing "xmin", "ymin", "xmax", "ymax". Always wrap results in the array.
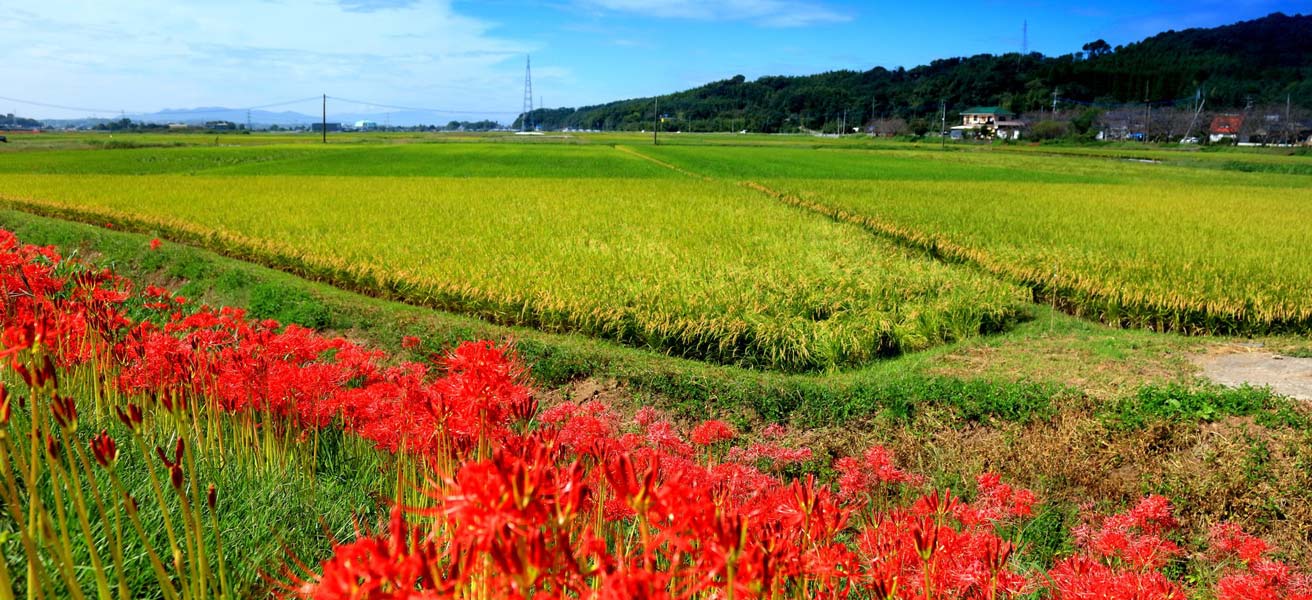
[{"xmin": 950, "ymin": 106, "xmax": 1026, "ymax": 140}]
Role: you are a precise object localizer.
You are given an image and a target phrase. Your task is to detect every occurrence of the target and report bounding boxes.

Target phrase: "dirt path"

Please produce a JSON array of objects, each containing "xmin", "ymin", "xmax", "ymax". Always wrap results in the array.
[{"xmin": 1193, "ymin": 346, "xmax": 1312, "ymax": 400}]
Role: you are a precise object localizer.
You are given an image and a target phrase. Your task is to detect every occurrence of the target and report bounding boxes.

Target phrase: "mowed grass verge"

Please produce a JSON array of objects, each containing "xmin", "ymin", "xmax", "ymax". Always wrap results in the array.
[{"xmin": 0, "ymin": 173, "xmax": 1027, "ymax": 371}]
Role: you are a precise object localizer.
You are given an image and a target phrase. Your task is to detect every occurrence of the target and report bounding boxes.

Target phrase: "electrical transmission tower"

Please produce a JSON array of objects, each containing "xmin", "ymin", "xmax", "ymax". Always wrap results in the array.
[
  {"xmin": 521, "ymin": 55, "xmax": 534, "ymax": 132},
  {"xmin": 1022, "ymin": 20, "xmax": 1028, "ymax": 55}
]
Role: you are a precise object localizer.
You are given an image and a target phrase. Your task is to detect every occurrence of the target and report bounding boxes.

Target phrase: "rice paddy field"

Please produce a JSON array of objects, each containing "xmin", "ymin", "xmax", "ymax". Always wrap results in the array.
[
  {"xmin": 0, "ymin": 132, "xmax": 1309, "ymax": 370},
  {"xmin": 0, "ymin": 142, "xmax": 1032, "ymax": 371},
  {"xmin": 637, "ymin": 144, "xmax": 1312, "ymax": 334}
]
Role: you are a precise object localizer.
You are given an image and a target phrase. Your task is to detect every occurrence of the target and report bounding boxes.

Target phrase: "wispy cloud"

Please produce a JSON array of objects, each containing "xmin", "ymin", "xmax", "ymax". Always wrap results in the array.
[
  {"xmin": 0, "ymin": 0, "xmax": 535, "ymax": 119},
  {"xmin": 575, "ymin": 0, "xmax": 851, "ymax": 27},
  {"xmin": 337, "ymin": 0, "xmax": 422, "ymax": 12}
]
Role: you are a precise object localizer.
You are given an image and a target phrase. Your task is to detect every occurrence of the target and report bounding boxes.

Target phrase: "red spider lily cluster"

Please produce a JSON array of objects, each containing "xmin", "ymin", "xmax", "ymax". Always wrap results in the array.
[{"xmin": 0, "ymin": 227, "xmax": 1309, "ymax": 599}]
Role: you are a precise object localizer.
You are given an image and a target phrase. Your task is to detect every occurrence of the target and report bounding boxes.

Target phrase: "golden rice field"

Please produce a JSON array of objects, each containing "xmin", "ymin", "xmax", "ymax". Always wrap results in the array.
[
  {"xmin": 750, "ymin": 179, "xmax": 1312, "ymax": 334},
  {"xmin": 626, "ymin": 143, "xmax": 1312, "ymax": 336},
  {"xmin": 0, "ymin": 135, "xmax": 1309, "ymax": 370},
  {"xmin": 0, "ymin": 171, "xmax": 1027, "ymax": 371}
]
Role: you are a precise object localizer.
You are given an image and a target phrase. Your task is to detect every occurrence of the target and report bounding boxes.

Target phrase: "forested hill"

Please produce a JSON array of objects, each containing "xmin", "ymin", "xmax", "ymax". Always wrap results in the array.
[{"xmin": 520, "ymin": 12, "xmax": 1312, "ymax": 133}]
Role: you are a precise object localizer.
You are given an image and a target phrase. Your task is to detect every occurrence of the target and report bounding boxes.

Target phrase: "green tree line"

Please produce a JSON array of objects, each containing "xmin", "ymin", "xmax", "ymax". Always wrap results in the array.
[{"xmin": 515, "ymin": 13, "xmax": 1312, "ymax": 133}]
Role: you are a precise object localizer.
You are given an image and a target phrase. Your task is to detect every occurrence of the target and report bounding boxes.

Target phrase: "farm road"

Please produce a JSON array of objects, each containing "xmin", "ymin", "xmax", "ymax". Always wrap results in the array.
[{"xmin": 1194, "ymin": 348, "xmax": 1312, "ymax": 400}]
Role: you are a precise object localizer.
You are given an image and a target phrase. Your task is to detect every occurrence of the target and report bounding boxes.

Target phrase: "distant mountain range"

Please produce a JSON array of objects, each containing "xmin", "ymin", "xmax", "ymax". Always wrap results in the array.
[
  {"xmin": 519, "ymin": 12, "xmax": 1312, "ymax": 133},
  {"xmin": 42, "ymin": 107, "xmax": 482, "ymax": 129}
]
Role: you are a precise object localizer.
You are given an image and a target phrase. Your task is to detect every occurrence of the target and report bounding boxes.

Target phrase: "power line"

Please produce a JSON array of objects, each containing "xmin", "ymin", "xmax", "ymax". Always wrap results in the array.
[
  {"xmin": 243, "ymin": 96, "xmax": 324, "ymax": 110},
  {"xmin": 0, "ymin": 93, "xmax": 514, "ymax": 119},
  {"xmin": 0, "ymin": 95, "xmax": 124, "ymax": 115},
  {"xmin": 0, "ymin": 94, "xmax": 323, "ymax": 116},
  {"xmin": 1054, "ymin": 94, "xmax": 1197, "ymax": 108},
  {"xmin": 325, "ymin": 94, "xmax": 519, "ymax": 114}
]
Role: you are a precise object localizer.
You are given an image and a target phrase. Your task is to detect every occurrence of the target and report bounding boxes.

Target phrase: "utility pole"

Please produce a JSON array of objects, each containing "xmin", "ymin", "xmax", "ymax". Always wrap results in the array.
[
  {"xmin": 521, "ymin": 55, "xmax": 534, "ymax": 132},
  {"xmin": 1181, "ymin": 88, "xmax": 1205, "ymax": 143},
  {"xmin": 322, "ymin": 94, "xmax": 327, "ymax": 144},
  {"xmin": 1052, "ymin": 89, "xmax": 1058, "ymax": 117},
  {"xmin": 653, "ymin": 97, "xmax": 659, "ymax": 145},
  {"xmin": 1286, "ymin": 94, "xmax": 1292, "ymax": 145},
  {"xmin": 940, "ymin": 101, "xmax": 947, "ymax": 150},
  {"xmin": 1143, "ymin": 82, "xmax": 1150, "ymax": 143}
]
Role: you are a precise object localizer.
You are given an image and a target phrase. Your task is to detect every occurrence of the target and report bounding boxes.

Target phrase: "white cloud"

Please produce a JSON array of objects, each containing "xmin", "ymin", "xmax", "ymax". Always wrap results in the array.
[
  {"xmin": 0, "ymin": 0, "xmax": 537, "ymax": 119},
  {"xmin": 576, "ymin": 0, "xmax": 850, "ymax": 27}
]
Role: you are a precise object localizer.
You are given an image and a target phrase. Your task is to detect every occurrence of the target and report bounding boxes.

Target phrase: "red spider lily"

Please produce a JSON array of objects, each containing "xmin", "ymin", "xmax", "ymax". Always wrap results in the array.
[
  {"xmin": 292, "ymin": 507, "xmax": 452, "ymax": 600},
  {"xmin": 1049, "ymin": 497, "xmax": 1188, "ymax": 600},
  {"xmin": 1210, "ymin": 523, "xmax": 1270, "ymax": 564},
  {"xmin": 150, "ymin": 238, "xmax": 162, "ymax": 251},
  {"xmin": 954, "ymin": 473, "xmax": 1037, "ymax": 526},
  {"xmin": 835, "ymin": 445, "xmax": 920, "ymax": 504},
  {"xmin": 689, "ymin": 419, "xmax": 735, "ymax": 446},
  {"xmin": 1209, "ymin": 525, "xmax": 1312, "ymax": 600}
]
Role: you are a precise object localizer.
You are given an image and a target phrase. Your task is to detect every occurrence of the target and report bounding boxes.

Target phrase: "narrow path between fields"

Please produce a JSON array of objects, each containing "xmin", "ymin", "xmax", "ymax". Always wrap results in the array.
[{"xmin": 1194, "ymin": 346, "xmax": 1312, "ymax": 400}]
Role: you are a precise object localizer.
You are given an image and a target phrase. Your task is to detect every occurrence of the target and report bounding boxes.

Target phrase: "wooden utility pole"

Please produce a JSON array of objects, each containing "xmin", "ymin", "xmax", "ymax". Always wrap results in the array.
[
  {"xmin": 653, "ymin": 97, "xmax": 659, "ymax": 145},
  {"xmin": 322, "ymin": 94, "xmax": 327, "ymax": 144}
]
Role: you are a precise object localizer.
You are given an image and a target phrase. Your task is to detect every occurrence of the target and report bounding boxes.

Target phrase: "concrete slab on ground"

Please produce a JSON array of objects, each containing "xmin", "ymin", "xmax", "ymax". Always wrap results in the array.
[{"xmin": 1193, "ymin": 348, "xmax": 1312, "ymax": 400}]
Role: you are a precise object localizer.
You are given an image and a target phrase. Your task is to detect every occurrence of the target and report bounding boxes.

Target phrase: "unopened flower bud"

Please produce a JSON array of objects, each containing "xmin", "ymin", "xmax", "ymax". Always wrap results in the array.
[
  {"xmin": 45, "ymin": 434, "xmax": 61, "ymax": 464},
  {"xmin": 91, "ymin": 430, "xmax": 118, "ymax": 469},
  {"xmin": 50, "ymin": 395, "xmax": 77, "ymax": 431}
]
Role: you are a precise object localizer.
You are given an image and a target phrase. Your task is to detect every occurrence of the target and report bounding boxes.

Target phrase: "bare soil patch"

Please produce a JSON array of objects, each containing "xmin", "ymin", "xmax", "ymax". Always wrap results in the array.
[{"xmin": 1194, "ymin": 345, "xmax": 1312, "ymax": 400}]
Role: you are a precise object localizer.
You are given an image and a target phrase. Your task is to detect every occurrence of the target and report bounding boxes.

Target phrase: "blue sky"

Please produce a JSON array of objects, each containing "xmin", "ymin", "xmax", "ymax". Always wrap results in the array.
[{"xmin": 2, "ymin": 0, "xmax": 1305, "ymax": 121}]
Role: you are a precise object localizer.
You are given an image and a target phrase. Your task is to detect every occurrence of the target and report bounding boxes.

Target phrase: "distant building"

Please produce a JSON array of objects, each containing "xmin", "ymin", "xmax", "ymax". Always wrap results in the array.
[
  {"xmin": 204, "ymin": 120, "xmax": 236, "ymax": 130},
  {"xmin": 353, "ymin": 120, "xmax": 379, "ymax": 131},
  {"xmin": 950, "ymin": 107, "xmax": 1025, "ymax": 140},
  {"xmin": 167, "ymin": 123, "xmax": 189, "ymax": 130},
  {"xmin": 1209, "ymin": 114, "xmax": 1244, "ymax": 143},
  {"xmin": 311, "ymin": 122, "xmax": 342, "ymax": 132}
]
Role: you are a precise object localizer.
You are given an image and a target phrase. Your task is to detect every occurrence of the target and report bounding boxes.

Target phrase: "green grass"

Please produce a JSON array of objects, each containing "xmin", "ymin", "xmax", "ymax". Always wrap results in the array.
[
  {"xmin": 0, "ymin": 380, "xmax": 389, "ymax": 598},
  {"xmin": 0, "ymin": 173, "xmax": 1027, "ymax": 372},
  {"xmin": 1102, "ymin": 383, "xmax": 1304, "ymax": 430}
]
